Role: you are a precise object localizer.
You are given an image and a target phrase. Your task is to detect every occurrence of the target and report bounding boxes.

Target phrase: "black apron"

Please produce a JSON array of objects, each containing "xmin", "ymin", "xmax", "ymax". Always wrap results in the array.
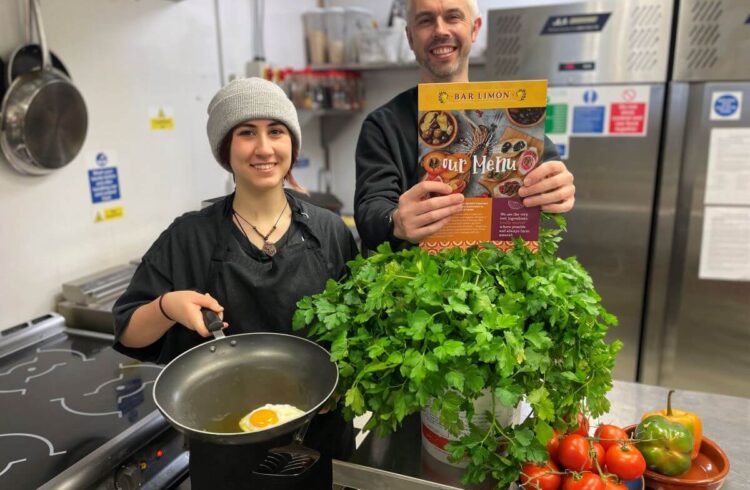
[{"xmin": 188, "ymin": 210, "xmax": 354, "ymax": 490}]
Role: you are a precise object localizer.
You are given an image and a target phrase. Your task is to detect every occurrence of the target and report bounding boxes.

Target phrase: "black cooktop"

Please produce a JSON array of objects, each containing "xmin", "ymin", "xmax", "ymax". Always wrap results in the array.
[{"xmin": 0, "ymin": 320, "xmax": 160, "ymax": 489}]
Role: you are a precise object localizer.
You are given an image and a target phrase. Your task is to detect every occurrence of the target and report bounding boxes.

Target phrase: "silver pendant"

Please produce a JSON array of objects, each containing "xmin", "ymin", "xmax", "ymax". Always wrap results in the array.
[{"xmin": 262, "ymin": 241, "xmax": 277, "ymax": 256}]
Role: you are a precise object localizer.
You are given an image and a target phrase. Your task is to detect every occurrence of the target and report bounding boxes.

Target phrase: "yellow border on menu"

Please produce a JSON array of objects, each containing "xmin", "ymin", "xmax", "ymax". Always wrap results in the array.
[{"xmin": 419, "ymin": 80, "xmax": 548, "ymax": 111}]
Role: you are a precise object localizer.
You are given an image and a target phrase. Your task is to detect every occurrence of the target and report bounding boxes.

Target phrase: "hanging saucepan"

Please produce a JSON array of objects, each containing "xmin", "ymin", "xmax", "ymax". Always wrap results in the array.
[
  {"xmin": 0, "ymin": 0, "xmax": 87, "ymax": 176},
  {"xmin": 5, "ymin": 2, "xmax": 69, "ymax": 88},
  {"xmin": 153, "ymin": 310, "xmax": 339, "ymax": 446},
  {"xmin": 6, "ymin": 44, "xmax": 70, "ymax": 88}
]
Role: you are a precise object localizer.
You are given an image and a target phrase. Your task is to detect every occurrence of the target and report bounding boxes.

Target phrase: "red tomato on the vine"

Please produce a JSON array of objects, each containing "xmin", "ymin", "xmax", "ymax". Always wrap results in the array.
[
  {"xmin": 546, "ymin": 430, "xmax": 562, "ymax": 464},
  {"xmin": 602, "ymin": 475, "xmax": 628, "ymax": 490},
  {"xmin": 562, "ymin": 472, "xmax": 605, "ymax": 490},
  {"xmin": 594, "ymin": 424, "xmax": 629, "ymax": 452},
  {"xmin": 592, "ymin": 442, "xmax": 606, "ymax": 471},
  {"xmin": 605, "ymin": 444, "xmax": 646, "ymax": 481},
  {"xmin": 558, "ymin": 434, "xmax": 604, "ymax": 472},
  {"xmin": 519, "ymin": 461, "xmax": 562, "ymax": 490}
]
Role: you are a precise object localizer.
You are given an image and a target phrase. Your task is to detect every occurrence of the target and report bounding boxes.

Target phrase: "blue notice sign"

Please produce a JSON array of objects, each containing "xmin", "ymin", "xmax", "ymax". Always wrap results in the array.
[
  {"xmin": 714, "ymin": 95, "xmax": 739, "ymax": 118},
  {"xmin": 89, "ymin": 167, "xmax": 121, "ymax": 203},
  {"xmin": 572, "ymin": 106, "xmax": 605, "ymax": 134},
  {"xmin": 95, "ymin": 152, "xmax": 109, "ymax": 167},
  {"xmin": 541, "ymin": 13, "xmax": 611, "ymax": 35},
  {"xmin": 582, "ymin": 89, "xmax": 599, "ymax": 104}
]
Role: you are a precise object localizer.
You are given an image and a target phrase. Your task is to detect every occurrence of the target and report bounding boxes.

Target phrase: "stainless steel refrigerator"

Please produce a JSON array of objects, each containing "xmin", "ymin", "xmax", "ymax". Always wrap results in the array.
[
  {"xmin": 641, "ymin": 0, "xmax": 750, "ymax": 397},
  {"xmin": 486, "ymin": 0, "xmax": 675, "ymax": 382}
]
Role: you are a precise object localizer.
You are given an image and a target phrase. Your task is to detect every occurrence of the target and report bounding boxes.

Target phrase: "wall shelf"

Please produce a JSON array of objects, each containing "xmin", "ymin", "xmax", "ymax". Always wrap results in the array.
[{"xmin": 310, "ymin": 57, "xmax": 485, "ymax": 72}]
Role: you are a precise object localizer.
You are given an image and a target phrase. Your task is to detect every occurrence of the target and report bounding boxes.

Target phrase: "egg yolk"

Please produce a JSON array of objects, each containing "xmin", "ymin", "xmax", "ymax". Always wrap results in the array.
[{"xmin": 249, "ymin": 408, "xmax": 279, "ymax": 428}]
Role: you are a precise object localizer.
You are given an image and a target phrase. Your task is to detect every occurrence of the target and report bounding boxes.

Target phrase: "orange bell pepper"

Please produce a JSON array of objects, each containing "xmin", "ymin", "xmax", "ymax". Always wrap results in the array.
[{"xmin": 641, "ymin": 389, "xmax": 702, "ymax": 460}]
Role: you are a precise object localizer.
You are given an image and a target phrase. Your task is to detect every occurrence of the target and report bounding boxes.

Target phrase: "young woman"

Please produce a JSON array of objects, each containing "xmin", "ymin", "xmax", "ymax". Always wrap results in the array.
[{"xmin": 113, "ymin": 78, "xmax": 358, "ymax": 489}]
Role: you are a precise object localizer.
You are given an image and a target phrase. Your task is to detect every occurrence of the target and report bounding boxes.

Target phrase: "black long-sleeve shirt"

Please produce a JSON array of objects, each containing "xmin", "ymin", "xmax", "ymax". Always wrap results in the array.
[{"xmin": 112, "ymin": 191, "xmax": 358, "ymax": 364}]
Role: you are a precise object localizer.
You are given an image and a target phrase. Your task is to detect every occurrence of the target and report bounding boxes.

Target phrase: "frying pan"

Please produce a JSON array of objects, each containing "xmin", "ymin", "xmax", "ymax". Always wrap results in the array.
[
  {"xmin": 153, "ymin": 310, "xmax": 339, "ymax": 445},
  {"xmin": 0, "ymin": 0, "xmax": 87, "ymax": 176}
]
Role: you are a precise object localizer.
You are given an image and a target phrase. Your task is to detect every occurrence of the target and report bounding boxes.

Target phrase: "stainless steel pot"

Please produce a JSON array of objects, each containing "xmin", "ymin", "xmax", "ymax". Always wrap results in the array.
[{"xmin": 0, "ymin": 0, "xmax": 87, "ymax": 176}]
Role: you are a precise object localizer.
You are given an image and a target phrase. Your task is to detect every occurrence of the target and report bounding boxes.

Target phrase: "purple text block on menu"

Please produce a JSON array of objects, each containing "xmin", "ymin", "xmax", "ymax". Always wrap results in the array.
[{"xmin": 491, "ymin": 198, "xmax": 540, "ymax": 242}]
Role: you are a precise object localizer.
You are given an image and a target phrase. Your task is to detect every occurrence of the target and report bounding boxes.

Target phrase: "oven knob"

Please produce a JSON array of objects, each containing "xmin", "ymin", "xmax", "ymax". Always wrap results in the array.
[{"xmin": 115, "ymin": 463, "xmax": 143, "ymax": 490}]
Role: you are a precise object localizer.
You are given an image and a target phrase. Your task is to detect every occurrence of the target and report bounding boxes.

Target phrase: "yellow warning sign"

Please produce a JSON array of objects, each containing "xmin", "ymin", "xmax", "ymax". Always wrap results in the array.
[
  {"xmin": 95, "ymin": 206, "xmax": 124, "ymax": 223},
  {"xmin": 149, "ymin": 107, "xmax": 175, "ymax": 130},
  {"xmin": 105, "ymin": 206, "xmax": 124, "ymax": 219}
]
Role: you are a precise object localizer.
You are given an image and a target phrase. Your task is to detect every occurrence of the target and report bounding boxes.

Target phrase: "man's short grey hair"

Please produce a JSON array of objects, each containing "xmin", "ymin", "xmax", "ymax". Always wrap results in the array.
[{"xmin": 406, "ymin": 0, "xmax": 480, "ymax": 21}]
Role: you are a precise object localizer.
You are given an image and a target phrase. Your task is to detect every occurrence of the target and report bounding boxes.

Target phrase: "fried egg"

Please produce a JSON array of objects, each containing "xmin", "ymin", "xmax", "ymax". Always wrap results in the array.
[{"xmin": 238, "ymin": 403, "xmax": 305, "ymax": 432}]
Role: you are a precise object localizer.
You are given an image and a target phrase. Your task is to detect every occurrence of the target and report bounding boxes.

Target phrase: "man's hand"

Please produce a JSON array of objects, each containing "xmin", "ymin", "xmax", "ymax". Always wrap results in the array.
[
  {"xmin": 392, "ymin": 180, "xmax": 464, "ymax": 243},
  {"xmin": 517, "ymin": 160, "xmax": 575, "ymax": 213}
]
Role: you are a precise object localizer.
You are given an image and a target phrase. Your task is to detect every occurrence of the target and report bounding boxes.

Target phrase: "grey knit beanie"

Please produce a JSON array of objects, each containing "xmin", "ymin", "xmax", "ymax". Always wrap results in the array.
[{"xmin": 206, "ymin": 77, "xmax": 301, "ymax": 171}]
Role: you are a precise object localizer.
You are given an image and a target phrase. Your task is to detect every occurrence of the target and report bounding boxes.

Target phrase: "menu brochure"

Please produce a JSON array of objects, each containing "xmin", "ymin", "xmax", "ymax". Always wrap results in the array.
[{"xmin": 417, "ymin": 80, "xmax": 548, "ymax": 253}]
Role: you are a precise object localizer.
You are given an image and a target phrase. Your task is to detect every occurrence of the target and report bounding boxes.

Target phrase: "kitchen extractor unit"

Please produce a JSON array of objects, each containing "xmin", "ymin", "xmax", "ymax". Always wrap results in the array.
[
  {"xmin": 641, "ymin": 0, "xmax": 750, "ymax": 398},
  {"xmin": 486, "ymin": 0, "xmax": 674, "ymax": 381}
]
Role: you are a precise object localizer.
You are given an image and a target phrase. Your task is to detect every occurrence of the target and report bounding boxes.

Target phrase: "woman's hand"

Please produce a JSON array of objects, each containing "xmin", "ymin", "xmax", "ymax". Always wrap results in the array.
[
  {"xmin": 121, "ymin": 291, "xmax": 228, "ymax": 348},
  {"xmin": 160, "ymin": 291, "xmax": 228, "ymax": 337}
]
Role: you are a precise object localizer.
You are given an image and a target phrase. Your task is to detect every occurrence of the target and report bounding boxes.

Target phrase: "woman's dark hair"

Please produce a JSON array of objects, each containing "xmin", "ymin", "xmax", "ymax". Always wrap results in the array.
[{"xmin": 217, "ymin": 130, "xmax": 233, "ymax": 172}]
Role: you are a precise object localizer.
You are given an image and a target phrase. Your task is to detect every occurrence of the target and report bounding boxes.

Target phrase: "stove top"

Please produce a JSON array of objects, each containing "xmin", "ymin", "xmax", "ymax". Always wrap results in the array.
[{"xmin": 0, "ymin": 314, "xmax": 162, "ymax": 489}]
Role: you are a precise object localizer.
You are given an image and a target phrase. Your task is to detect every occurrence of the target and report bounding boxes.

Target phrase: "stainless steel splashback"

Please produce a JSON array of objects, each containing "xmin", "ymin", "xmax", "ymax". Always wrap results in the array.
[
  {"xmin": 486, "ymin": 0, "xmax": 673, "ymax": 85},
  {"xmin": 673, "ymin": 0, "xmax": 750, "ymax": 81}
]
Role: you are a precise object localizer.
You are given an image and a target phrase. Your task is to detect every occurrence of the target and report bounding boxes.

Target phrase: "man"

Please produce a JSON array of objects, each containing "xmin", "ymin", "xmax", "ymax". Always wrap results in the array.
[{"xmin": 354, "ymin": 0, "xmax": 575, "ymax": 251}]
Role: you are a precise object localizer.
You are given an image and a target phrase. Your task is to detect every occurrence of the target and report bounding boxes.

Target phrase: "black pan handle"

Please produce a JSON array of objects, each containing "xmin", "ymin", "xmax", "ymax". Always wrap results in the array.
[{"xmin": 201, "ymin": 308, "xmax": 224, "ymax": 334}]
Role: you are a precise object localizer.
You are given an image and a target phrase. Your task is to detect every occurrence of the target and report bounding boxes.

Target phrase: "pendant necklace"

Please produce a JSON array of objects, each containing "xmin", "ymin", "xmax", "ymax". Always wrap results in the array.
[{"xmin": 233, "ymin": 200, "xmax": 289, "ymax": 257}]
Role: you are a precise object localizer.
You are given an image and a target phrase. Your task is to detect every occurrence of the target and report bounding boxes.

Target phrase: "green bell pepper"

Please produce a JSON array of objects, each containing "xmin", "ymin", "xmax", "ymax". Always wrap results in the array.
[{"xmin": 634, "ymin": 415, "xmax": 693, "ymax": 476}]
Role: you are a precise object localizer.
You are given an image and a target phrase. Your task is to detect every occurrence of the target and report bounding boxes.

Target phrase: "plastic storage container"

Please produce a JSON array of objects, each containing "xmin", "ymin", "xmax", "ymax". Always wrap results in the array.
[
  {"xmin": 391, "ymin": 16, "xmax": 416, "ymax": 63},
  {"xmin": 303, "ymin": 9, "xmax": 327, "ymax": 65},
  {"xmin": 357, "ymin": 27, "xmax": 402, "ymax": 64},
  {"xmin": 324, "ymin": 7, "xmax": 346, "ymax": 65},
  {"xmin": 343, "ymin": 7, "xmax": 375, "ymax": 63}
]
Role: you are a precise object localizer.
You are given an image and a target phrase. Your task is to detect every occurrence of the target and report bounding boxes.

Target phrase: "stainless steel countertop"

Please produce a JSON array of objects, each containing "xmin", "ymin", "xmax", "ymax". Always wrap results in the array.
[{"xmin": 333, "ymin": 380, "xmax": 750, "ymax": 489}]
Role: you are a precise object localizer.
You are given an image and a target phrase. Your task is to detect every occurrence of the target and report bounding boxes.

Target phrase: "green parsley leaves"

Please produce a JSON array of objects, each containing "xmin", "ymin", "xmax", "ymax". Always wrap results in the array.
[{"xmin": 293, "ymin": 215, "xmax": 620, "ymax": 487}]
